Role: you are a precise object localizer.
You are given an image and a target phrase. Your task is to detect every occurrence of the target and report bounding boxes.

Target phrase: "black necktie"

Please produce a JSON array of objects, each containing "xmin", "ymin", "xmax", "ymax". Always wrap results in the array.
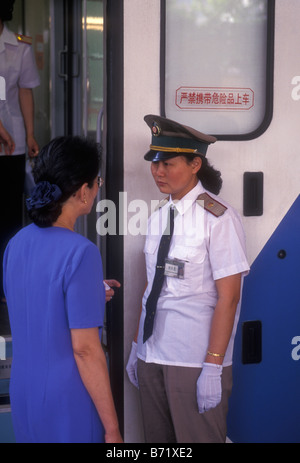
[{"xmin": 143, "ymin": 206, "xmax": 175, "ymax": 343}]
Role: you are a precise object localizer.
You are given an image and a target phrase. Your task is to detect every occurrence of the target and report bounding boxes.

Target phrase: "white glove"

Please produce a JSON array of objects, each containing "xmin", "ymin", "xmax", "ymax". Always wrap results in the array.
[
  {"xmin": 126, "ymin": 341, "xmax": 139, "ymax": 388},
  {"xmin": 197, "ymin": 362, "xmax": 223, "ymax": 413}
]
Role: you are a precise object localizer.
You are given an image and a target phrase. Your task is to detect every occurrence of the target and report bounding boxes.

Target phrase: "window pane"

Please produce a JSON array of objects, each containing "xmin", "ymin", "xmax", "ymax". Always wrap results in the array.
[
  {"xmin": 163, "ymin": 0, "xmax": 273, "ymax": 138},
  {"xmin": 82, "ymin": 0, "xmax": 104, "ymax": 137}
]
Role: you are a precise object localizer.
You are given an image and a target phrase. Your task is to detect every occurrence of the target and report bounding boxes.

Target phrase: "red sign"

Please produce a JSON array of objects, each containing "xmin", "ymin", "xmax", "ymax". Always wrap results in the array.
[{"xmin": 176, "ymin": 87, "xmax": 254, "ymax": 111}]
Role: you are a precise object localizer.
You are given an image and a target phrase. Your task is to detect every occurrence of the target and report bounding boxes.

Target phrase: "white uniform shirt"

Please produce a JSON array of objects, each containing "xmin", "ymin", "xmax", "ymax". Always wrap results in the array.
[
  {"xmin": 137, "ymin": 181, "xmax": 250, "ymax": 368},
  {"xmin": 0, "ymin": 26, "xmax": 40, "ymax": 155}
]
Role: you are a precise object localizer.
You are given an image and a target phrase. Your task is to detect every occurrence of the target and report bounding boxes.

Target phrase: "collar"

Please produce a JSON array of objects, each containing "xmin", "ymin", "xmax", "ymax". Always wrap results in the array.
[
  {"xmin": 0, "ymin": 25, "xmax": 18, "ymax": 52},
  {"xmin": 168, "ymin": 181, "xmax": 205, "ymax": 216}
]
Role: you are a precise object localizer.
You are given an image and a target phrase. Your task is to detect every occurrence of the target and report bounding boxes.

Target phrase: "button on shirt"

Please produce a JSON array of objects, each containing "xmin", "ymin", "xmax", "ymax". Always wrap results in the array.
[
  {"xmin": 137, "ymin": 181, "xmax": 250, "ymax": 368},
  {"xmin": 0, "ymin": 26, "xmax": 40, "ymax": 155}
]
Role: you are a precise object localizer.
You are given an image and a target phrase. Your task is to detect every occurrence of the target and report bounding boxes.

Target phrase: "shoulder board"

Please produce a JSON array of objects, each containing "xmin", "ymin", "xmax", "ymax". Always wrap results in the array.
[
  {"xmin": 154, "ymin": 197, "xmax": 169, "ymax": 211},
  {"xmin": 15, "ymin": 33, "xmax": 32, "ymax": 45},
  {"xmin": 196, "ymin": 193, "xmax": 227, "ymax": 217}
]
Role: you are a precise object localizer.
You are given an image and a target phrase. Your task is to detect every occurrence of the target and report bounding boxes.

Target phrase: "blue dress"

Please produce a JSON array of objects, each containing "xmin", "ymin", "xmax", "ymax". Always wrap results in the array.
[{"xmin": 3, "ymin": 224, "xmax": 106, "ymax": 443}]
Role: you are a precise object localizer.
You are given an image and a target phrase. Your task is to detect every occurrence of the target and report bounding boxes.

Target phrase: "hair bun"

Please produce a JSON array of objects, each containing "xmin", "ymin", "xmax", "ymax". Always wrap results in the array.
[{"xmin": 26, "ymin": 181, "xmax": 62, "ymax": 211}]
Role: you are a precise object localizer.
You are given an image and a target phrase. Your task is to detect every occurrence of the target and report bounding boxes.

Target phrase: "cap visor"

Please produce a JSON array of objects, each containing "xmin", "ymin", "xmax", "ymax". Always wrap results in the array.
[{"xmin": 144, "ymin": 150, "xmax": 181, "ymax": 161}]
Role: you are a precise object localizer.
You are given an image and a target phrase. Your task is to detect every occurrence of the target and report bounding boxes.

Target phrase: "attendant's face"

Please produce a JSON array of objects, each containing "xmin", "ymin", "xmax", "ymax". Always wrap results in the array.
[{"xmin": 150, "ymin": 156, "xmax": 202, "ymax": 200}]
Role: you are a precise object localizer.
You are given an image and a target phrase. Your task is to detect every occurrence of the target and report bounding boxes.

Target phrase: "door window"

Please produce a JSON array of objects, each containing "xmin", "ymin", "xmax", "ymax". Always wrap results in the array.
[{"xmin": 161, "ymin": 0, "xmax": 275, "ymax": 139}]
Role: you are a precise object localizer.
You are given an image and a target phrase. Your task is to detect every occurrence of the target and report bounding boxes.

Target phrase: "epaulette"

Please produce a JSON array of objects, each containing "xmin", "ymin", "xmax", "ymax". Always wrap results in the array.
[
  {"xmin": 154, "ymin": 197, "xmax": 169, "ymax": 211},
  {"xmin": 15, "ymin": 33, "xmax": 32, "ymax": 45},
  {"xmin": 196, "ymin": 192, "xmax": 227, "ymax": 217}
]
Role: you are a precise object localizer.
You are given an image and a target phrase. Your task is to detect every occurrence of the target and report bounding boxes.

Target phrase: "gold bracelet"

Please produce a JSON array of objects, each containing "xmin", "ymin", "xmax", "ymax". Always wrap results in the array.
[{"xmin": 207, "ymin": 351, "xmax": 225, "ymax": 358}]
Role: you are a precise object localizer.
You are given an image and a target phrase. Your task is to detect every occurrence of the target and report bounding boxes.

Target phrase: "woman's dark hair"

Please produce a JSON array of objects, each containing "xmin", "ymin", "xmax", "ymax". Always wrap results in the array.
[
  {"xmin": 184, "ymin": 154, "xmax": 222, "ymax": 195},
  {"xmin": 0, "ymin": 0, "xmax": 15, "ymax": 22},
  {"xmin": 28, "ymin": 136, "xmax": 101, "ymax": 227}
]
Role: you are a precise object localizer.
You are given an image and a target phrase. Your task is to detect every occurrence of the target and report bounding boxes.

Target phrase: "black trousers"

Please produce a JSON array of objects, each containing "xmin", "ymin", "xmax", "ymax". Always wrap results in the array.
[{"xmin": 0, "ymin": 154, "xmax": 25, "ymax": 299}]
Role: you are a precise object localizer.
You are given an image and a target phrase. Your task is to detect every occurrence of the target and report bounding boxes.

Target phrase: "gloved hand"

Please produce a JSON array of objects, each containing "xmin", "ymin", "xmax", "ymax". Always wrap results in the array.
[
  {"xmin": 196, "ymin": 362, "xmax": 223, "ymax": 413},
  {"xmin": 126, "ymin": 341, "xmax": 139, "ymax": 388}
]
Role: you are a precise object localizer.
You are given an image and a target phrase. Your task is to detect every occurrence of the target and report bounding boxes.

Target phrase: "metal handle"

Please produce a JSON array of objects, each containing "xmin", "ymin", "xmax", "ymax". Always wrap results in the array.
[
  {"xmin": 58, "ymin": 47, "xmax": 80, "ymax": 79},
  {"xmin": 58, "ymin": 47, "xmax": 68, "ymax": 79}
]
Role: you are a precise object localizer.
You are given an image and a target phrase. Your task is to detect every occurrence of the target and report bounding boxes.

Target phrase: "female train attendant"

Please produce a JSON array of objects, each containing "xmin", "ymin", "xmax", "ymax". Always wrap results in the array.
[
  {"xmin": 127, "ymin": 115, "xmax": 250, "ymax": 443},
  {"xmin": 3, "ymin": 136, "xmax": 122, "ymax": 443}
]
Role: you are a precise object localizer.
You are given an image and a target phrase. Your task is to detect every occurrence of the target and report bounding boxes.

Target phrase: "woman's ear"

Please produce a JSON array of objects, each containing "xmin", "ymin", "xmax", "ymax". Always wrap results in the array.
[
  {"xmin": 191, "ymin": 156, "xmax": 202, "ymax": 174},
  {"xmin": 77, "ymin": 183, "xmax": 89, "ymax": 204}
]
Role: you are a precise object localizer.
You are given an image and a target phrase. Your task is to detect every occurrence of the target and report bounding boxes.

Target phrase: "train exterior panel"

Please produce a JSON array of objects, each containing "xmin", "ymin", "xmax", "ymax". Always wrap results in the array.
[{"xmin": 122, "ymin": 0, "xmax": 300, "ymax": 443}]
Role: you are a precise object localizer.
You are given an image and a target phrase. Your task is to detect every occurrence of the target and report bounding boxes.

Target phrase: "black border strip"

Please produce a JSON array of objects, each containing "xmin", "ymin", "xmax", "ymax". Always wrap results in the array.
[{"xmin": 160, "ymin": 0, "xmax": 275, "ymax": 141}]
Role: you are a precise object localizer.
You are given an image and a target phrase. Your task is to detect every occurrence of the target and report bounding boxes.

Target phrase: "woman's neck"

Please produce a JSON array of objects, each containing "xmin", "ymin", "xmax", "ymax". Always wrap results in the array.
[
  {"xmin": 52, "ymin": 196, "xmax": 84, "ymax": 232},
  {"xmin": 53, "ymin": 221, "xmax": 74, "ymax": 232},
  {"xmin": 53, "ymin": 213, "xmax": 76, "ymax": 232}
]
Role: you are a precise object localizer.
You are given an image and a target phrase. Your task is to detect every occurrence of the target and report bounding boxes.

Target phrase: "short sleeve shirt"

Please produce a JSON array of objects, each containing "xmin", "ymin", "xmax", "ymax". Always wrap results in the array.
[
  {"xmin": 0, "ymin": 26, "xmax": 40, "ymax": 155},
  {"xmin": 137, "ymin": 182, "xmax": 250, "ymax": 368}
]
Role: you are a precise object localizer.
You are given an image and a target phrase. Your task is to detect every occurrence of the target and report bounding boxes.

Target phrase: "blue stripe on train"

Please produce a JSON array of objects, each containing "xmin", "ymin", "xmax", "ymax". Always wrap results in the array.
[{"xmin": 227, "ymin": 195, "xmax": 300, "ymax": 443}]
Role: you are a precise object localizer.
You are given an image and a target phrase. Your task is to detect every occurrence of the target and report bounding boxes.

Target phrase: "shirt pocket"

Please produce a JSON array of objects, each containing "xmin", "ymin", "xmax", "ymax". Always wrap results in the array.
[
  {"xmin": 144, "ymin": 237, "xmax": 159, "ymax": 281},
  {"xmin": 167, "ymin": 243, "xmax": 207, "ymax": 296}
]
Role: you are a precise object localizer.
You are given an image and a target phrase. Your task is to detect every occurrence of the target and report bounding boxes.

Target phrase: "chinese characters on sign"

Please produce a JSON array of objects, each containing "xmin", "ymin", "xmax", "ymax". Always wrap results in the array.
[{"xmin": 176, "ymin": 87, "xmax": 254, "ymax": 111}]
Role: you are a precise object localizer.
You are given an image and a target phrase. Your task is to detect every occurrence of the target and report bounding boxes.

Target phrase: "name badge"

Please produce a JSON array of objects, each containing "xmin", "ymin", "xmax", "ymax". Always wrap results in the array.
[{"xmin": 164, "ymin": 258, "xmax": 185, "ymax": 279}]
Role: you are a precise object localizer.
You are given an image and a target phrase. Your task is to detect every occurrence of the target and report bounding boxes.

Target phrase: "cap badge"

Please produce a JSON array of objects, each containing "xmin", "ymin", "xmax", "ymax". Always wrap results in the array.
[{"xmin": 152, "ymin": 122, "xmax": 161, "ymax": 137}]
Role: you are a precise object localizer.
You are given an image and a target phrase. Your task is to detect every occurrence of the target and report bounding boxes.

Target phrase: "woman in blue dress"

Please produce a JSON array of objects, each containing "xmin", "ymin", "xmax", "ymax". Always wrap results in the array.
[{"xmin": 3, "ymin": 136, "xmax": 122, "ymax": 443}]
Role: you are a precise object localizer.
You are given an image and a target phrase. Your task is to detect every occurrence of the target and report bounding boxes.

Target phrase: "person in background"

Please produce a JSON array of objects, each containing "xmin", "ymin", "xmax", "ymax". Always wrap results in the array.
[
  {"xmin": 0, "ymin": 119, "xmax": 15, "ymax": 154},
  {"xmin": 126, "ymin": 114, "xmax": 249, "ymax": 443},
  {"xmin": 0, "ymin": 0, "xmax": 40, "ymax": 302},
  {"xmin": 3, "ymin": 136, "xmax": 122, "ymax": 443}
]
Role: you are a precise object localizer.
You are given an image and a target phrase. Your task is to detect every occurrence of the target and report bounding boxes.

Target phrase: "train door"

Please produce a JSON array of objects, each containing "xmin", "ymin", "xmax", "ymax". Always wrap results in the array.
[
  {"xmin": 0, "ymin": 0, "xmax": 52, "ymax": 442},
  {"xmin": 51, "ymin": 0, "xmax": 124, "ymax": 433}
]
